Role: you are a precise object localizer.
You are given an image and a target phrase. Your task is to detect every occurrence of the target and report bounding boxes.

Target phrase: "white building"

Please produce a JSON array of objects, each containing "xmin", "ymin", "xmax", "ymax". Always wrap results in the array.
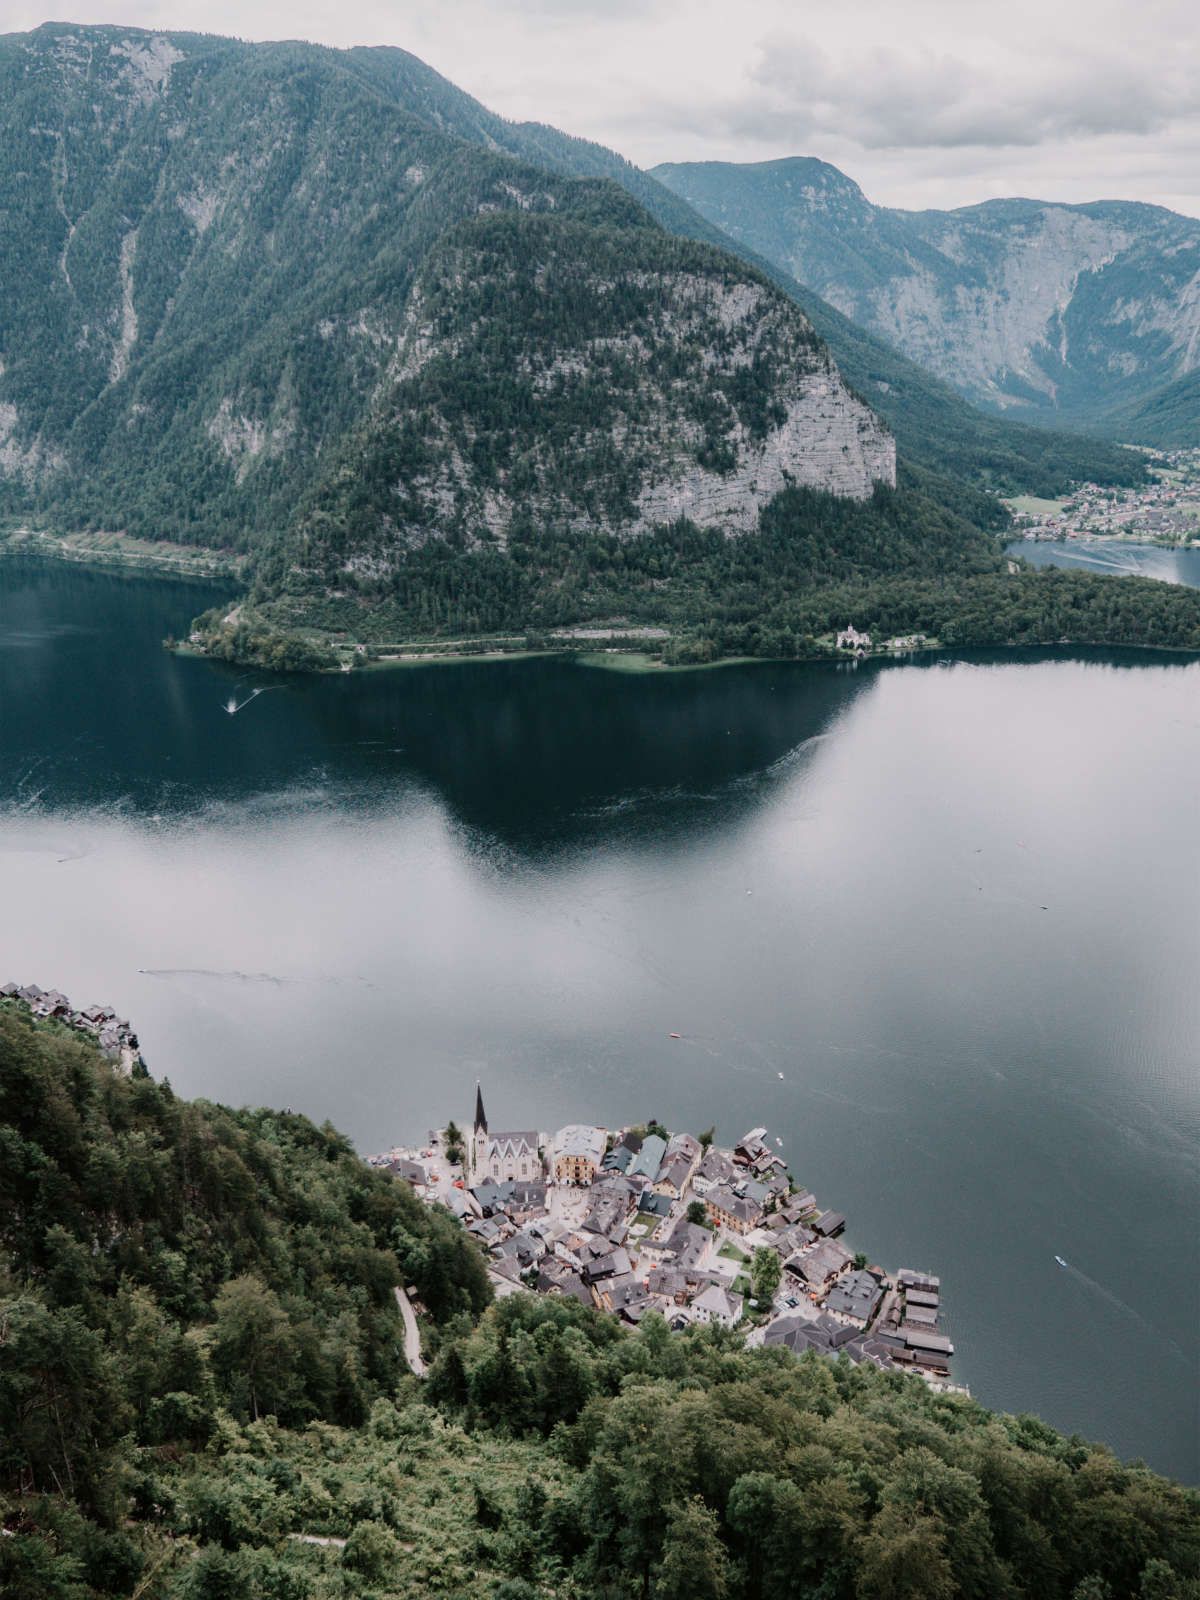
[
  {"xmin": 690, "ymin": 1284, "xmax": 744, "ymax": 1327},
  {"xmin": 836, "ymin": 626, "xmax": 871, "ymax": 650},
  {"xmin": 551, "ymin": 1124, "xmax": 607, "ymax": 1186}
]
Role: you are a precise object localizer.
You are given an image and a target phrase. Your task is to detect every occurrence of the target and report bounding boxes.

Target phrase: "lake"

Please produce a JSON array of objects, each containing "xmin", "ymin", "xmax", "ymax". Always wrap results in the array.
[
  {"xmin": 1009, "ymin": 537, "xmax": 1200, "ymax": 587},
  {"xmin": 1, "ymin": 556, "xmax": 1197, "ymax": 1482}
]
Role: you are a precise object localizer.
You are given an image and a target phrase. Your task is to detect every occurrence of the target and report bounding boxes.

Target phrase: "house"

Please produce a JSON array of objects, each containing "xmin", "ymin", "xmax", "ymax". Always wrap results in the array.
[
  {"xmin": 902, "ymin": 1324, "xmax": 960, "ymax": 1350},
  {"xmin": 734, "ymin": 1128, "xmax": 769, "ymax": 1166},
  {"xmin": 551, "ymin": 1124, "xmax": 607, "ymax": 1186},
  {"xmin": 836, "ymin": 626, "xmax": 871, "ymax": 650},
  {"xmin": 601, "ymin": 1143, "xmax": 636, "ymax": 1174},
  {"xmin": 814, "ymin": 1211, "xmax": 846, "ymax": 1238},
  {"xmin": 705, "ymin": 1184, "xmax": 763, "ymax": 1236},
  {"xmin": 637, "ymin": 1190, "xmax": 672, "ymax": 1220},
  {"xmin": 897, "ymin": 1269, "xmax": 940, "ymax": 1294},
  {"xmin": 657, "ymin": 1219, "xmax": 712, "ymax": 1277},
  {"xmin": 901, "ymin": 1303, "xmax": 939, "ymax": 1327},
  {"xmin": 786, "ymin": 1240, "xmax": 851, "ymax": 1289},
  {"xmin": 905, "ymin": 1287, "xmax": 939, "ymax": 1310},
  {"xmin": 388, "ymin": 1156, "xmax": 430, "ymax": 1189},
  {"xmin": 690, "ymin": 1284, "xmax": 744, "ymax": 1327},
  {"xmin": 664, "ymin": 1131, "xmax": 701, "ymax": 1180},
  {"xmin": 581, "ymin": 1245, "xmax": 632, "ymax": 1285},
  {"xmin": 691, "ymin": 1149, "xmax": 737, "ymax": 1195},
  {"xmin": 582, "ymin": 1190, "xmax": 632, "ymax": 1241},
  {"xmin": 652, "ymin": 1154, "xmax": 694, "ymax": 1200},
  {"xmin": 628, "ymin": 1133, "xmax": 667, "ymax": 1184},
  {"xmin": 647, "ymin": 1265, "xmax": 689, "ymax": 1302},
  {"xmin": 733, "ymin": 1128, "xmax": 786, "ymax": 1176},
  {"xmin": 824, "ymin": 1269, "xmax": 883, "ymax": 1326}
]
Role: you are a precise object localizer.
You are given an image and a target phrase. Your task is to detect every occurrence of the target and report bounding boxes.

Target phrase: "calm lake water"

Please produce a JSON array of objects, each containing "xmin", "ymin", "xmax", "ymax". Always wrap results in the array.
[
  {"xmin": 1, "ymin": 558, "xmax": 1197, "ymax": 1481},
  {"xmin": 1009, "ymin": 538, "xmax": 1200, "ymax": 587}
]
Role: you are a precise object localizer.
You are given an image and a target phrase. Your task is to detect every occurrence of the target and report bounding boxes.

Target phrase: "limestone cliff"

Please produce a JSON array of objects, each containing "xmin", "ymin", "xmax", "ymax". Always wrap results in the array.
[{"xmin": 291, "ymin": 221, "xmax": 894, "ymax": 580}]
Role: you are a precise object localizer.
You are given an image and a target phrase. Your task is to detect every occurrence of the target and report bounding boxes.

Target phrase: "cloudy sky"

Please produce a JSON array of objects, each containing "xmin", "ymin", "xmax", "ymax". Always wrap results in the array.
[{"xmin": 6, "ymin": 0, "xmax": 1198, "ymax": 217}]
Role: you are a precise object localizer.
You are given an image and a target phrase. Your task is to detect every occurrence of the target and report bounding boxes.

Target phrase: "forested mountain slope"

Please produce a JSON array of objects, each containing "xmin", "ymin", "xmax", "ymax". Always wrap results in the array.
[
  {"xmin": 652, "ymin": 157, "xmax": 1200, "ymax": 440},
  {"xmin": 0, "ymin": 23, "xmax": 889, "ymax": 558},
  {"xmin": 2, "ymin": 1006, "xmax": 1197, "ymax": 1599},
  {"xmin": 332, "ymin": 44, "xmax": 1152, "ymax": 494}
]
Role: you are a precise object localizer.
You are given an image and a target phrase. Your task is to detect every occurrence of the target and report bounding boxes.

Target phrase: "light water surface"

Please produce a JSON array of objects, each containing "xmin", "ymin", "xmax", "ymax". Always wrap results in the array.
[{"xmin": 1, "ymin": 559, "xmax": 1197, "ymax": 1480}]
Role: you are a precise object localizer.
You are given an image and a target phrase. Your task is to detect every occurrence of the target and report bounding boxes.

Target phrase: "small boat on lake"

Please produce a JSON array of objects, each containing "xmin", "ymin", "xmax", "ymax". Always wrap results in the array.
[{"xmin": 1054, "ymin": 1255, "xmax": 1068, "ymax": 1268}]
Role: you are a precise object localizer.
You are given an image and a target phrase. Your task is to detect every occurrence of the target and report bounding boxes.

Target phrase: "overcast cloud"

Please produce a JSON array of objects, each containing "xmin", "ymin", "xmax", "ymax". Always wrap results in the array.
[{"xmin": 5, "ymin": 0, "xmax": 1198, "ymax": 216}]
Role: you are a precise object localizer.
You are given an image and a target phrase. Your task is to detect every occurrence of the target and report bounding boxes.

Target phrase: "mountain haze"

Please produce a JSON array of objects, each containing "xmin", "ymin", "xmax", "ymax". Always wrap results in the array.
[{"xmin": 652, "ymin": 157, "xmax": 1200, "ymax": 441}]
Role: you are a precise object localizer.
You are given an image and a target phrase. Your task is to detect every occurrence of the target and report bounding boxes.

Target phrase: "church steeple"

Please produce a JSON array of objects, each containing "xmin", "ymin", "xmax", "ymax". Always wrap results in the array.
[{"xmin": 470, "ymin": 1080, "xmax": 489, "ymax": 1182}]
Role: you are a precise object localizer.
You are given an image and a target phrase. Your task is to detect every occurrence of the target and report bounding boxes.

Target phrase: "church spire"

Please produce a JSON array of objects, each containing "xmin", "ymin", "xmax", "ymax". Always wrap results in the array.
[{"xmin": 474, "ymin": 1080, "xmax": 487, "ymax": 1136}]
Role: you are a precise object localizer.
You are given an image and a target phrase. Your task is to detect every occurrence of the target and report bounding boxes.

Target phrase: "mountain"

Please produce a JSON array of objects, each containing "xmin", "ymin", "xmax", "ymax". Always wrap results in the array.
[
  {"xmin": 5, "ymin": 23, "xmax": 1194, "ymax": 666},
  {"xmin": 333, "ymin": 48, "xmax": 1151, "ymax": 495},
  {"xmin": 0, "ymin": 23, "xmax": 889, "ymax": 560},
  {"xmin": 652, "ymin": 157, "xmax": 1200, "ymax": 441},
  {"xmin": 4, "ymin": 1004, "xmax": 1198, "ymax": 1600}
]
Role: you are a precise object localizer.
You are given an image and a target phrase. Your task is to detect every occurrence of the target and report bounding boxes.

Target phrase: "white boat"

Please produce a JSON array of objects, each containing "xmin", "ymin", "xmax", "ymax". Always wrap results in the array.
[{"xmin": 1054, "ymin": 1255, "xmax": 1068, "ymax": 1268}]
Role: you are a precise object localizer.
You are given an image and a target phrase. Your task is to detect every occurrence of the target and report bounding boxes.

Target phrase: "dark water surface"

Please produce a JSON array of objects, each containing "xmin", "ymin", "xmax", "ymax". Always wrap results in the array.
[{"xmin": 2, "ymin": 558, "xmax": 1197, "ymax": 1481}]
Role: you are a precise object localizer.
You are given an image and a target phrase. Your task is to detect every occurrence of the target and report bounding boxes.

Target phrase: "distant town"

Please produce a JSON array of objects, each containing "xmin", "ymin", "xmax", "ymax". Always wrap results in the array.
[
  {"xmin": 1011, "ymin": 446, "xmax": 1200, "ymax": 545},
  {"xmin": 371, "ymin": 1085, "xmax": 962, "ymax": 1391}
]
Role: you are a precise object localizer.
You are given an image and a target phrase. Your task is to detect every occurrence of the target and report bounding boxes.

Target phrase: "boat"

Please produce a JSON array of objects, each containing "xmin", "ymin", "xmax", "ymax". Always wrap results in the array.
[{"xmin": 1054, "ymin": 1255, "xmax": 1068, "ymax": 1268}]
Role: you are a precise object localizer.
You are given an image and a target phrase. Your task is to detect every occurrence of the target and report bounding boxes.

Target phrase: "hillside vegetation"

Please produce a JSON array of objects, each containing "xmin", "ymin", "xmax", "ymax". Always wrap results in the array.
[
  {"xmin": 0, "ymin": 24, "xmax": 885, "ymax": 559},
  {"xmin": 1, "ymin": 1008, "xmax": 1197, "ymax": 1599}
]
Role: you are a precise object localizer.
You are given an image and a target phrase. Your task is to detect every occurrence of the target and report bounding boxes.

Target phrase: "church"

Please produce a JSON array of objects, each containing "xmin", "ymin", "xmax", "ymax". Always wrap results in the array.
[{"xmin": 468, "ymin": 1082, "xmax": 544, "ymax": 1184}]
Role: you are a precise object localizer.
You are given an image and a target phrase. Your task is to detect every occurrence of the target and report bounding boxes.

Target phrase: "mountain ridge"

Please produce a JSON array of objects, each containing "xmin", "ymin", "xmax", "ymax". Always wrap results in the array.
[{"xmin": 651, "ymin": 155, "xmax": 1200, "ymax": 440}]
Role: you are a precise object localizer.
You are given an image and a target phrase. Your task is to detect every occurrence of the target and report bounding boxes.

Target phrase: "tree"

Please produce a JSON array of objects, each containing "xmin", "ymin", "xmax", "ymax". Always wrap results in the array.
[
  {"xmin": 210, "ymin": 1275, "xmax": 297, "ymax": 1421},
  {"xmin": 654, "ymin": 1497, "xmax": 729, "ymax": 1600},
  {"xmin": 342, "ymin": 1521, "xmax": 398, "ymax": 1582},
  {"xmin": 751, "ymin": 1247, "xmax": 782, "ymax": 1306},
  {"xmin": 686, "ymin": 1200, "xmax": 709, "ymax": 1227},
  {"xmin": 444, "ymin": 1119, "xmax": 464, "ymax": 1165},
  {"xmin": 698, "ymin": 1126, "xmax": 715, "ymax": 1150}
]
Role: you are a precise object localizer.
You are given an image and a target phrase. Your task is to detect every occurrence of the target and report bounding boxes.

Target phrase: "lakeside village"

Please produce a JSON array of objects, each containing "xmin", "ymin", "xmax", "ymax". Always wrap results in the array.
[
  {"xmin": 371, "ymin": 1086, "xmax": 962, "ymax": 1392},
  {"xmin": 1012, "ymin": 446, "xmax": 1200, "ymax": 545}
]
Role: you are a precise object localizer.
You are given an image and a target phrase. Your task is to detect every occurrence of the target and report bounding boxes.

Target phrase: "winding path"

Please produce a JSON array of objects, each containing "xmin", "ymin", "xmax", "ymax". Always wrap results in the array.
[{"xmin": 394, "ymin": 1285, "xmax": 426, "ymax": 1376}]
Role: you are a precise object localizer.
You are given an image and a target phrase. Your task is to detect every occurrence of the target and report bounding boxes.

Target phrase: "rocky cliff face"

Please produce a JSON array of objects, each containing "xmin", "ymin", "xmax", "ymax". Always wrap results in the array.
[
  {"xmin": 292, "ymin": 221, "xmax": 894, "ymax": 580},
  {"xmin": 652, "ymin": 158, "xmax": 1200, "ymax": 435}
]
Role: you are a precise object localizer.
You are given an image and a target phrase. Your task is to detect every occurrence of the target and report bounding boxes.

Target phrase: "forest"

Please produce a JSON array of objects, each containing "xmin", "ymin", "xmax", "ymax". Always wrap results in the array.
[
  {"xmin": 2, "ymin": 1005, "xmax": 1196, "ymax": 1599},
  {"xmin": 221, "ymin": 474, "xmax": 1200, "ymax": 666}
]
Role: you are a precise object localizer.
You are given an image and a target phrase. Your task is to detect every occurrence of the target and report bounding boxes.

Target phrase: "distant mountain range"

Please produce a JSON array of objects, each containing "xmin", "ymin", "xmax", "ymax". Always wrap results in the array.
[{"xmin": 652, "ymin": 157, "xmax": 1200, "ymax": 445}]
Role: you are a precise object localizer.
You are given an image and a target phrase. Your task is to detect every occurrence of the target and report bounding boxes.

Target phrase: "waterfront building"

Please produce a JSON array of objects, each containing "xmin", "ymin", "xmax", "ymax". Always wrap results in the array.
[{"xmin": 551, "ymin": 1124, "xmax": 607, "ymax": 1185}]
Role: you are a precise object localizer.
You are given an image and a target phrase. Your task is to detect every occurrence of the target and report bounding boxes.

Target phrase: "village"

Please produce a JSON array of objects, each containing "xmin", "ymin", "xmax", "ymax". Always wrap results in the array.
[
  {"xmin": 1, "ymin": 980, "xmax": 144, "ymax": 1074},
  {"xmin": 371, "ymin": 1086, "xmax": 962, "ymax": 1391},
  {"xmin": 1011, "ymin": 446, "xmax": 1200, "ymax": 545}
]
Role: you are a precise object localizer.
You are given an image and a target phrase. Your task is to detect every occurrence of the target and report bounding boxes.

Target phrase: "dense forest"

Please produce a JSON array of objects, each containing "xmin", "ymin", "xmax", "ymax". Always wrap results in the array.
[
  {"xmin": 209, "ymin": 474, "xmax": 1200, "ymax": 666},
  {"xmin": 2, "ymin": 1007, "xmax": 1197, "ymax": 1599}
]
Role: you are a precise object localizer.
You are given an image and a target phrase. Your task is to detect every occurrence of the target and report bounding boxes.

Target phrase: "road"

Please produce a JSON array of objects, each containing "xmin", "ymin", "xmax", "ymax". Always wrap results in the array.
[{"xmin": 394, "ymin": 1285, "xmax": 427, "ymax": 1376}]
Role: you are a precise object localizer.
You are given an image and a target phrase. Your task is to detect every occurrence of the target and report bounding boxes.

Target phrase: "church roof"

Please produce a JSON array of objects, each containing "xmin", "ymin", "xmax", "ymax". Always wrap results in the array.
[{"xmin": 474, "ymin": 1080, "xmax": 487, "ymax": 1134}]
